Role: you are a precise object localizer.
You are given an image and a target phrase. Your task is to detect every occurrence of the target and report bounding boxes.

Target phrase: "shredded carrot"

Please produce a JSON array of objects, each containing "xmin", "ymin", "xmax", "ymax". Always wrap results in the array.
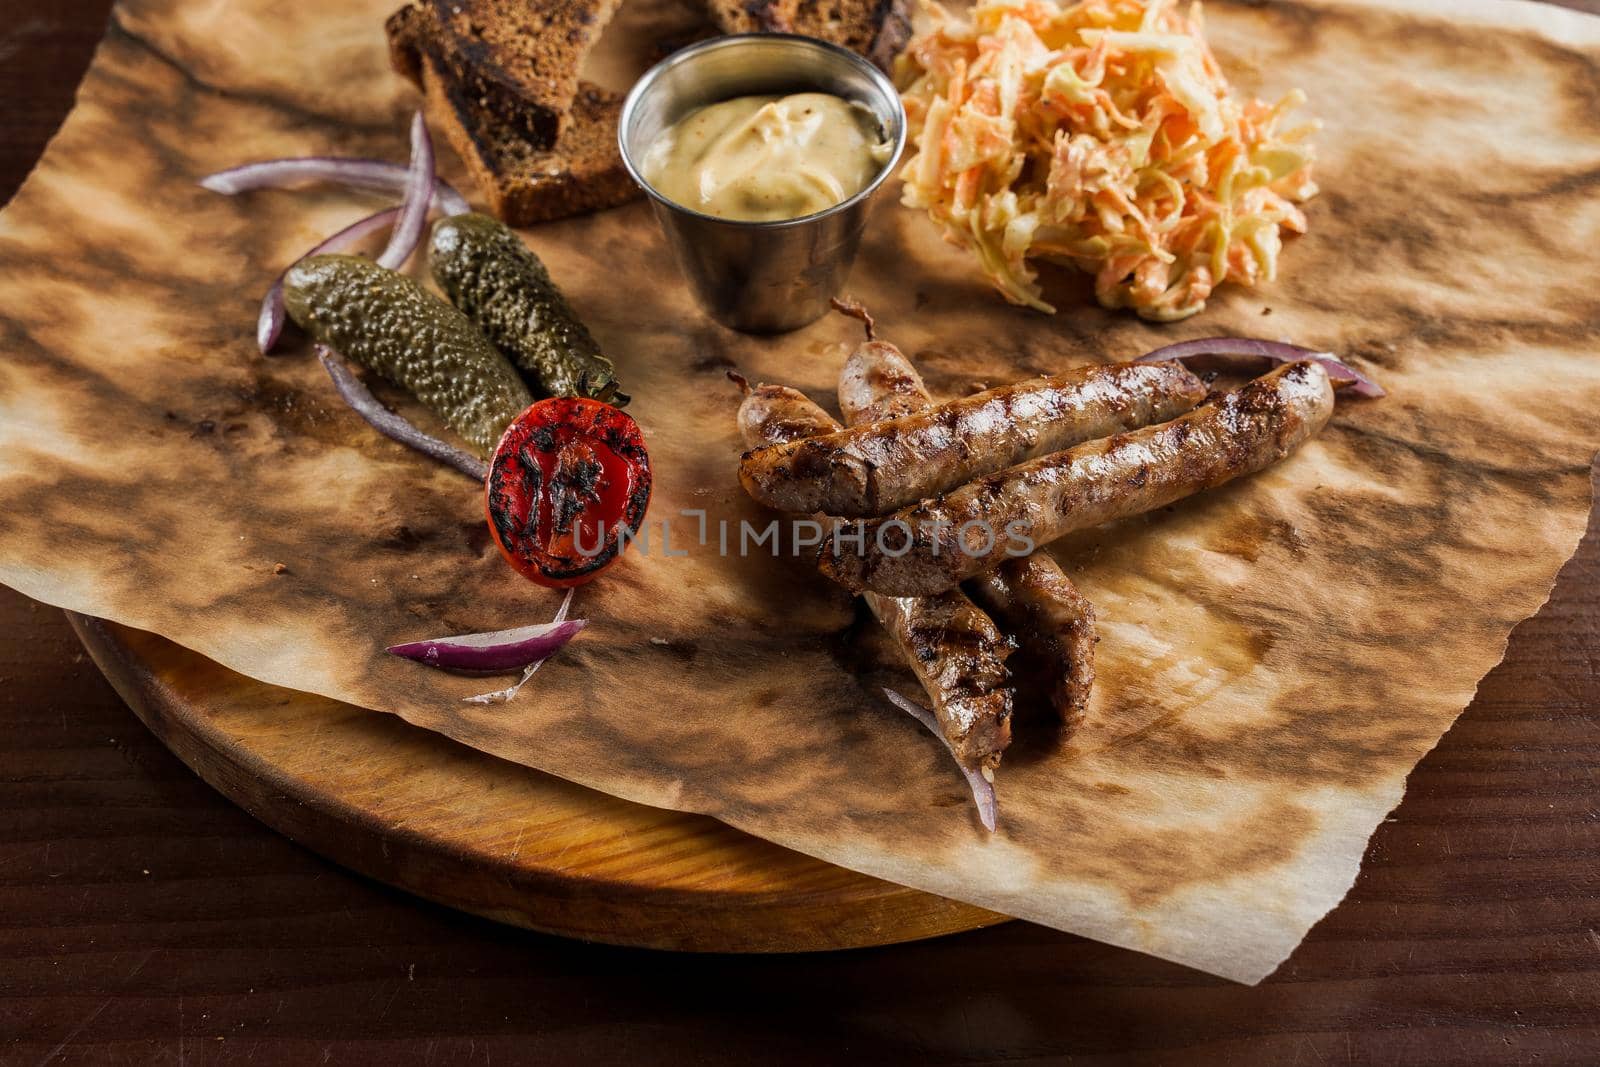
[{"xmin": 895, "ymin": 0, "xmax": 1318, "ymax": 320}]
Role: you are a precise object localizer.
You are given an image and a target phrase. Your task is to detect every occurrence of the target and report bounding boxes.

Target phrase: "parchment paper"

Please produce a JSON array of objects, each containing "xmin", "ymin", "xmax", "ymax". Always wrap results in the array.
[{"xmin": 2, "ymin": 0, "xmax": 1598, "ymax": 983}]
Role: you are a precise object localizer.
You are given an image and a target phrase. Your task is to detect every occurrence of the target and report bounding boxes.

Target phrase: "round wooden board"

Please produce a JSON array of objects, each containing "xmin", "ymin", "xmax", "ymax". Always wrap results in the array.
[{"xmin": 67, "ymin": 613, "xmax": 1009, "ymax": 952}]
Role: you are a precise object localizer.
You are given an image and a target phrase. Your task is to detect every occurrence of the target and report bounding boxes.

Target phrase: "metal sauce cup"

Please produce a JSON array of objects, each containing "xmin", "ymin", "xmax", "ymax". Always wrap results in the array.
[{"xmin": 619, "ymin": 35, "xmax": 907, "ymax": 334}]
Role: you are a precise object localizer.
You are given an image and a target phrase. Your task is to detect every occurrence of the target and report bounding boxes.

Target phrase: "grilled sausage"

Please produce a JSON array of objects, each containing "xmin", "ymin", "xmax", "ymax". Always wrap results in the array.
[
  {"xmin": 819, "ymin": 361, "xmax": 1336, "ymax": 597},
  {"xmin": 735, "ymin": 380, "xmax": 1015, "ymax": 770},
  {"xmin": 839, "ymin": 339, "xmax": 935, "ymax": 426},
  {"xmin": 840, "ymin": 333, "xmax": 1096, "ymax": 730},
  {"xmin": 967, "ymin": 559, "xmax": 1097, "ymax": 734},
  {"xmin": 740, "ymin": 360, "xmax": 1208, "ymax": 517},
  {"xmin": 871, "ymin": 591, "xmax": 1014, "ymax": 770},
  {"xmin": 734, "ymin": 380, "xmax": 840, "ymax": 446}
]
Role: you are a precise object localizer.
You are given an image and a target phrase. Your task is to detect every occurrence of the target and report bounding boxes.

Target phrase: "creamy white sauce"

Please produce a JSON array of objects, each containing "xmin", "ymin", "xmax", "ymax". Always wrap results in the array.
[{"xmin": 641, "ymin": 92, "xmax": 891, "ymax": 222}]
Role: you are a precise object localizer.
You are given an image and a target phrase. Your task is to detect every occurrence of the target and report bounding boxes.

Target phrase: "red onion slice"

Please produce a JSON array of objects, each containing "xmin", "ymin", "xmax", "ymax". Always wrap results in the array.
[
  {"xmin": 376, "ymin": 113, "xmax": 434, "ymax": 271},
  {"xmin": 317, "ymin": 349, "xmax": 488, "ymax": 481},
  {"xmin": 883, "ymin": 688, "xmax": 998, "ymax": 833},
  {"xmin": 1135, "ymin": 337, "xmax": 1385, "ymax": 398},
  {"xmin": 463, "ymin": 590, "xmax": 577, "ymax": 705},
  {"xmin": 199, "ymin": 156, "xmax": 471, "ymax": 217},
  {"xmin": 388, "ymin": 614, "xmax": 586, "ymax": 674},
  {"xmin": 258, "ymin": 207, "xmax": 400, "ymax": 354}
]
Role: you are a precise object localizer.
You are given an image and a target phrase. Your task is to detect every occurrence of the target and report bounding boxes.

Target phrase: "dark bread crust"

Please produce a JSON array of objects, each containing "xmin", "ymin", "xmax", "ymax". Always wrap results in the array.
[
  {"xmin": 385, "ymin": 4, "xmax": 430, "ymax": 83},
  {"xmin": 386, "ymin": 0, "xmax": 625, "ymax": 150},
  {"xmin": 422, "ymin": 57, "xmax": 639, "ymax": 225},
  {"xmin": 425, "ymin": 0, "xmax": 624, "ymax": 150},
  {"xmin": 388, "ymin": 5, "xmax": 639, "ymax": 225},
  {"xmin": 700, "ymin": 0, "xmax": 800, "ymax": 33},
  {"xmin": 698, "ymin": 0, "xmax": 911, "ymax": 71},
  {"xmin": 798, "ymin": 0, "xmax": 912, "ymax": 71}
]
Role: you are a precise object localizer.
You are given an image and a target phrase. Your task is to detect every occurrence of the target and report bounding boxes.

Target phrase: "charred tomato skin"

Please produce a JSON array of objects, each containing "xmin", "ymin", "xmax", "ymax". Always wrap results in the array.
[{"xmin": 486, "ymin": 398, "xmax": 652, "ymax": 588}]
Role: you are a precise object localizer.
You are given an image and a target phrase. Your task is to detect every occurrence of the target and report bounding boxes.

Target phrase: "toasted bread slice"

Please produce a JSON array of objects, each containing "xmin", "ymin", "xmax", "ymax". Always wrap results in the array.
[
  {"xmin": 699, "ymin": 0, "xmax": 800, "ymax": 33},
  {"xmin": 386, "ymin": 4, "xmax": 433, "ymax": 84},
  {"xmin": 697, "ymin": 0, "xmax": 911, "ymax": 70},
  {"xmin": 792, "ymin": 0, "xmax": 912, "ymax": 70},
  {"xmin": 393, "ymin": 0, "xmax": 624, "ymax": 150},
  {"xmin": 389, "ymin": 5, "xmax": 639, "ymax": 225},
  {"xmin": 425, "ymin": 62, "xmax": 640, "ymax": 225}
]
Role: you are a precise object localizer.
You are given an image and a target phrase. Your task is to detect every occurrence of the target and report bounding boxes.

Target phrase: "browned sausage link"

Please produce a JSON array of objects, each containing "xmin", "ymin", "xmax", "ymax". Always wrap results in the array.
[
  {"xmin": 839, "ymin": 340, "xmax": 934, "ymax": 426},
  {"xmin": 872, "ymin": 591, "xmax": 1012, "ymax": 769},
  {"xmin": 737, "ymin": 383, "xmax": 843, "ymax": 449},
  {"xmin": 836, "ymin": 344, "xmax": 1015, "ymax": 767},
  {"xmin": 842, "ymin": 337, "xmax": 1096, "ymax": 729},
  {"xmin": 735, "ymin": 379, "xmax": 1014, "ymax": 769},
  {"xmin": 820, "ymin": 361, "xmax": 1337, "ymax": 597},
  {"xmin": 967, "ymin": 557, "xmax": 1096, "ymax": 733},
  {"xmin": 740, "ymin": 360, "xmax": 1208, "ymax": 517}
]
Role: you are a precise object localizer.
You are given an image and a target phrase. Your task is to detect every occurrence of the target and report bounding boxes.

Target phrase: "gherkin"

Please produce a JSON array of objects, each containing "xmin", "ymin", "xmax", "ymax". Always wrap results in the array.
[
  {"xmin": 282, "ymin": 254, "xmax": 532, "ymax": 456},
  {"xmin": 429, "ymin": 213, "xmax": 628, "ymax": 407}
]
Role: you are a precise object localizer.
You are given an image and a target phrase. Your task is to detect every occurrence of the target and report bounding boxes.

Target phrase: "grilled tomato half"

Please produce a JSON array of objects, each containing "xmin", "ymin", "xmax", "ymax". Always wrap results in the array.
[{"xmin": 486, "ymin": 398, "xmax": 651, "ymax": 587}]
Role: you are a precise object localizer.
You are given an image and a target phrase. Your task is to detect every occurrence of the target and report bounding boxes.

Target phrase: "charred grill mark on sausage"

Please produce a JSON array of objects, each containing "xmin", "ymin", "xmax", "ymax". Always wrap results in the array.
[
  {"xmin": 819, "ymin": 361, "xmax": 1337, "ymax": 597},
  {"xmin": 968, "ymin": 558, "xmax": 1097, "ymax": 735},
  {"xmin": 839, "ymin": 332, "xmax": 1098, "ymax": 732},
  {"xmin": 740, "ymin": 361, "xmax": 1209, "ymax": 517},
  {"xmin": 735, "ymin": 378, "xmax": 1015, "ymax": 770}
]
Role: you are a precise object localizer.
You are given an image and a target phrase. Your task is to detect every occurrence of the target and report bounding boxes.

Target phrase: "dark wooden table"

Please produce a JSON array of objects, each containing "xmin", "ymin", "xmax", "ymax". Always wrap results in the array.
[{"xmin": 4, "ymin": 2, "xmax": 1600, "ymax": 1062}]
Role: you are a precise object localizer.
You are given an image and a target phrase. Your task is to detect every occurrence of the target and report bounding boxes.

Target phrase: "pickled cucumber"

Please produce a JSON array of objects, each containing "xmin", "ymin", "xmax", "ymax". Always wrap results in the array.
[
  {"xmin": 283, "ymin": 254, "xmax": 532, "ymax": 456},
  {"xmin": 429, "ymin": 213, "xmax": 628, "ymax": 407}
]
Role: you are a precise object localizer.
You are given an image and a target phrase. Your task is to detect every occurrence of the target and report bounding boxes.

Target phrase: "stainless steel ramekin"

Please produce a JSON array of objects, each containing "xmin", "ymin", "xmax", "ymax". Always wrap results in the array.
[{"xmin": 618, "ymin": 35, "xmax": 907, "ymax": 334}]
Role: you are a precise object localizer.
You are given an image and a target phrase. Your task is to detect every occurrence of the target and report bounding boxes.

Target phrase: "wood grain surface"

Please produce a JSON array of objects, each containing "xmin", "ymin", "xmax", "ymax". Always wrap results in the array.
[
  {"xmin": 4, "ymin": 0, "xmax": 1600, "ymax": 1062},
  {"xmin": 63, "ymin": 611, "xmax": 1006, "ymax": 953}
]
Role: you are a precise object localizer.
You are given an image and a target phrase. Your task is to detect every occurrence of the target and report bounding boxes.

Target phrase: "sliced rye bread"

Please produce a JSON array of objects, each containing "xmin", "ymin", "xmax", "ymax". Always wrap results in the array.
[
  {"xmin": 793, "ymin": 0, "xmax": 912, "ymax": 71},
  {"xmin": 413, "ymin": 0, "xmax": 624, "ymax": 150},
  {"xmin": 697, "ymin": 0, "xmax": 911, "ymax": 71},
  {"xmin": 387, "ymin": 4, "xmax": 432, "ymax": 83},
  {"xmin": 388, "ymin": 5, "xmax": 639, "ymax": 225},
  {"xmin": 699, "ymin": 0, "xmax": 801, "ymax": 34}
]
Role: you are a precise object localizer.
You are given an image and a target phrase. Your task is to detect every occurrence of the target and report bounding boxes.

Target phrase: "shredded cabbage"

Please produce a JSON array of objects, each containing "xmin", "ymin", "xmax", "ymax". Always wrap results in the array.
[{"xmin": 896, "ymin": 0, "xmax": 1318, "ymax": 321}]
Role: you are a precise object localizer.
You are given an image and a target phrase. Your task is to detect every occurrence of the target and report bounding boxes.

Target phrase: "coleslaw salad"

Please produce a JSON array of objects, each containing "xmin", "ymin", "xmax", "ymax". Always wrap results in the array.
[{"xmin": 897, "ymin": 0, "xmax": 1319, "ymax": 320}]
